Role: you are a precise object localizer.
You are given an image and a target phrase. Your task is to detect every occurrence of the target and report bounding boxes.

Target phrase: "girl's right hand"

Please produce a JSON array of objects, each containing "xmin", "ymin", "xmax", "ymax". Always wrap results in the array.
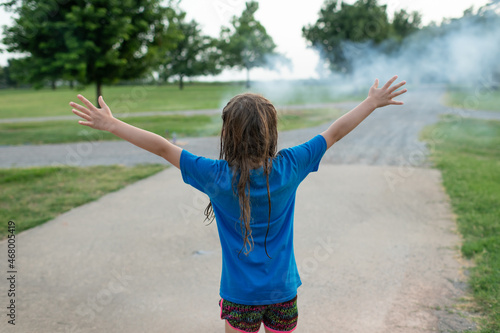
[
  {"xmin": 70, "ymin": 95, "xmax": 116, "ymax": 132},
  {"xmin": 367, "ymin": 75, "xmax": 407, "ymax": 108}
]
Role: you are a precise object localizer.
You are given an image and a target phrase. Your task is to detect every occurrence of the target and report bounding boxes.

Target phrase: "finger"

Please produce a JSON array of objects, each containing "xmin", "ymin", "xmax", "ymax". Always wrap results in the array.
[
  {"xmin": 69, "ymin": 102, "xmax": 90, "ymax": 115},
  {"xmin": 388, "ymin": 81, "xmax": 406, "ymax": 94},
  {"xmin": 383, "ymin": 75, "xmax": 398, "ymax": 90},
  {"xmin": 72, "ymin": 109, "xmax": 92, "ymax": 121},
  {"xmin": 98, "ymin": 96, "xmax": 109, "ymax": 110},
  {"xmin": 390, "ymin": 88, "xmax": 407, "ymax": 99},
  {"xmin": 77, "ymin": 94, "xmax": 97, "ymax": 111},
  {"xmin": 78, "ymin": 120, "xmax": 94, "ymax": 127},
  {"xmin": 372, "ymin": 78, "xmax": 379, "ymax": 89},
  {"xmin": 389, "ymin": 100, "xmax": 404, "ymax": 105}
]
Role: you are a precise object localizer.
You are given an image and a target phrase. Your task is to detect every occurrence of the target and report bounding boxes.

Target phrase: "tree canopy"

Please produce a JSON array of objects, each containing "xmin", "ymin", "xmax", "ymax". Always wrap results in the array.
[
  {"xmin": 2, "ymin": 0, "xmax": 182, "ymax": 101},
  {"xmin": 218, "ymin": 1, "xmax": 282, "ymax": 87},
  {"xmin": 302, "ymin": 0, "xmax": 421, "ymax": 73},
  {"xmin": 2, "ymin": 0, "xmax": 80, "ymax": 89},
  {"xmin": 158, "ymin": 11, "xmax": 223, "ymax": 89}
]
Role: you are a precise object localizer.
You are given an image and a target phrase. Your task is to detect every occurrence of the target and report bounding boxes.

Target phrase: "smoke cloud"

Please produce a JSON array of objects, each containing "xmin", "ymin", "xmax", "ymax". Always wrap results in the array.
[
  {"xmin": 320, "ymin": 2, "xmax": 500, "ymax": 90},
  {"xmin": 247, "ymin": 2, "xmax": 500, "ymax": 105}
]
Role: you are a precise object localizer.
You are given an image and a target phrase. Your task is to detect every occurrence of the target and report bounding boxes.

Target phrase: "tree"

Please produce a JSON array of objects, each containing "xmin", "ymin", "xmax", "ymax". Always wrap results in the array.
[
  {"xmin": 0, "ymin": 64, "xmax": 16, "ymax": 88},
  {"xmin": 391, "ymin": 9, "xmax": 422, "ymax": 41},
  {"xmin": 302, "ymin": 0, "xmax": 392, "ymax": 73},
  {"xmin": 0, "ymin": 59, "xmax": 24, "ymax": 88},
  {"xmin": 2, "ymin": 57, "xmax": 37, "ymax": 88},
  {"xmin": 158, "ymin": 12, "xmax": 223, "ymax": 89},
  {"xmin": 302, "ymin": 0, "xmax": 422, "ymax": 73},
  {"xmin": 218, "ymin": 1, "xmax": 282, "ymax": 88},
  {"xmin": 2, "ymin": 0, "xmax": 78, "ymax": 90},
  {"xmin": 2, "ymin": 0, "xmax": 182, "ymax": 102}
]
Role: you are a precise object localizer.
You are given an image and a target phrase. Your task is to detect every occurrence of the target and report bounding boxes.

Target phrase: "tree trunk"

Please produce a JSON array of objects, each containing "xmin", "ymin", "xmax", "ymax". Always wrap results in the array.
[
  {"xmin": 161, "ymin": 70, "xmax": 168, "ymax": 84},
  {"xmin": 96, "ymin": 81, "xmax": 102, "ymax": 105},
  {"xmin": 246, "ymin": 67, "xmax": 250, "ymax": 88},
  {"xmin": 179, "ymin": 75, "xmax": 184, "ymax": 90},
  {"xmin": 69, "ymin": 80, "xmax": 74, "ymax": 89},
  {"xmin": 51, "ymin": 80, "xmax": 56, "ymax": 90}
]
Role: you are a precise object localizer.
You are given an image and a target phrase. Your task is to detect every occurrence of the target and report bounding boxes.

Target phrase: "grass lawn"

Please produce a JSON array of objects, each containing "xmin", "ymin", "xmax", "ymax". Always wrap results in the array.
[
  {"xmin": 0, "ymin": 83, "xmax": 364, "ymax": 119},
  {"xmin": 444, "ymin": 87, "xmax": 500, "ymax": 112},
  {"xmin": 0, "ymin": 164, "xmax": 167, "ymax": 239},
  {"xmin": 0, "ymin": 107, "xmax": 342, "ymax": 146},
  {"xmin": 421, "ymin": 116, "xmax": 500, "ymax": 332}
]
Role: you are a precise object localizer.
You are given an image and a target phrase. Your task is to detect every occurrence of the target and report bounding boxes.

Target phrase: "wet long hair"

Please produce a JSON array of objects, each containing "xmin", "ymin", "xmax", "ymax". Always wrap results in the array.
[{"xmin": 204, "ymin": 93, "xmax": 278, "ymax": 258}]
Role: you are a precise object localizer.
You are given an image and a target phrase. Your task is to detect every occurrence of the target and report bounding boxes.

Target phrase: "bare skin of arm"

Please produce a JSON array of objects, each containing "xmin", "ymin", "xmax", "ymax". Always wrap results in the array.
[
  {"xmin": 320, "ymin": 75, "xmax": 407, "ymax": 150},
  {"xmin": 69, "ymin": 75, "xmax": 406, "ymax": 167},
  {"xmin": 69, "ymin": 95, "xmax": 182, "ymax": 169}
]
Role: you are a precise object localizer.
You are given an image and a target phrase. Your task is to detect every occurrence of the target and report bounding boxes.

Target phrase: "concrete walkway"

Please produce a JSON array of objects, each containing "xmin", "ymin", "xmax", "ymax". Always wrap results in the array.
[
  {"xmin": 0, "ymin": 164, "xmax": 467, "ymax": 333},
  {"xmin": 0, "ymin": 89, "xmax": 483, "ymax": 332}
]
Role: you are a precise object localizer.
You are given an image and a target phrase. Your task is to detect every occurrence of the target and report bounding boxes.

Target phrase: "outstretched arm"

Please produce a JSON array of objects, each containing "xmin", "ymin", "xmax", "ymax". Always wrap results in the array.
[
  {"xmin": 70, "ymin": 95, "xmax": 182, "ymax": 168},
  {"xmin": 320, "ymin": 75, "xmax": 407, "ymax": 150}
]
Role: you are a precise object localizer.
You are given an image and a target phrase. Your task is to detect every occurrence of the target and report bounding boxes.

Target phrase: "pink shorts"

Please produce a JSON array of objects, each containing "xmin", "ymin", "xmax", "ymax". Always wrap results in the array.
[{"xmin": 219, "ymin": 295, "xmax": 298, "ymax": 333}]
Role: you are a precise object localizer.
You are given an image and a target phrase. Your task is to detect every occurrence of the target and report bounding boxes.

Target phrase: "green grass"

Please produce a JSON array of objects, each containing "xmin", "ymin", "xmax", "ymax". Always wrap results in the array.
[
  {"xmin": 421, "ymin": 116, "xmax": 500, "ymax": 332},
  {"xmin": 0, "ymin": 114, "xmax": 222, "ymax": 145},
  {"xmin": 0, "ymin": 108, "xmax": 342, "ymax": 146},
  {"xmin": 0, "ymin": 83, "xmax": 363, "ymax": 119},
  {"xmin": 444, "ymin": 87, "xmax": 500, "ymax": 112},
  {"xmin": 0, "ymin": 84, "xmax": 241, "ymax": 119},
  {"xmin": 277, "ymin": 108, "xmax": 342, "ymax": 131},
  {"xmin": 0, "ymin": 164, "xmax": 167, "ymax": 239}
]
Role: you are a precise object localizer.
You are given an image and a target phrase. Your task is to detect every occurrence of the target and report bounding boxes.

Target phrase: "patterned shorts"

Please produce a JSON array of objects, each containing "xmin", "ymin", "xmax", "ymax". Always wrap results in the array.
[{"xmin": 219, "ymin": 295, "xmax": 298, "ymax": 333}]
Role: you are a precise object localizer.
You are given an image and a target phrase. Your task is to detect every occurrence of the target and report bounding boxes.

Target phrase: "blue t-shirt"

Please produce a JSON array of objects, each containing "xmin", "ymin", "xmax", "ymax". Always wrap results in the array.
[{"xmin": 180, "ymin": 134, "xmax": 327, "ymax": 305}]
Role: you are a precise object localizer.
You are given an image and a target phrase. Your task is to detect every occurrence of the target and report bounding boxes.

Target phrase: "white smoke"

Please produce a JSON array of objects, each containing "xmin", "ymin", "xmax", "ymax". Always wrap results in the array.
[{"xmin": 323, "ymin": 2, "xmax": 500, "ymax": 89}]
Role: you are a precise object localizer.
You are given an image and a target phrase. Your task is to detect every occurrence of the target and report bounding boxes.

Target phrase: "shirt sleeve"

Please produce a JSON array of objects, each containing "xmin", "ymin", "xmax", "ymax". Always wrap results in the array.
[
  {"xmin": 180, "ymin": 149, "xmax": 220, "ymax": 194},
  {"xmin": 279, "ymin": 134, "xmax": 327, "ymax": 182}
]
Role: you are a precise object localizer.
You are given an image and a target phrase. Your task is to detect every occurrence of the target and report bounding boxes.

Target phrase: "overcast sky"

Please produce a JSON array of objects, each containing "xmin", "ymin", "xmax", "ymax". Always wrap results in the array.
[{"xmin": 0, "ymin": 0, "xmax": 491, "ymax": 80}]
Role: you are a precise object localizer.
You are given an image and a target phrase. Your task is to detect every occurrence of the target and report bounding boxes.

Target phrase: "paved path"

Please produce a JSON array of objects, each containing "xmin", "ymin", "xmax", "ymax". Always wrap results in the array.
[
  {"xmin": 0, "ymin": 164, "xmax": 468, "ymax": 333},
  {"xmin": 1, "ymin": 88, "xmax": 490, "ymax": 332}
]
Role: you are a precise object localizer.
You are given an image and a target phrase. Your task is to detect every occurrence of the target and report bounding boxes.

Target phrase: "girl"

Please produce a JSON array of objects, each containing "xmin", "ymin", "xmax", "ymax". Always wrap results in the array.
[{"xmin": 70, "ymin": 75, "xmax": 406, "ymax": 333}]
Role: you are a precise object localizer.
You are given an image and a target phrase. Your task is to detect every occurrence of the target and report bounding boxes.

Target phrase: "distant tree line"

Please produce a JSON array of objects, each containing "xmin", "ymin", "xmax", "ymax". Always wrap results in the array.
[
  {"xmin": 0, "ymin": 0, "xmax": 281, "ymax": 100},
  {"xmin": 1, "ymin": 0, "xmax": 499, "ymax": 98}
]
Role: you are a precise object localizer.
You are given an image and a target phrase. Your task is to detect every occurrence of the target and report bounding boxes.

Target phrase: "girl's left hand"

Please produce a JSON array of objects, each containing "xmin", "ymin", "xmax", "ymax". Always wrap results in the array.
[
  {"xmin": 70, "ymin": 95, "xmax": 116, "ymax": 132},
  {"xmin": 367, "ymin": 75, "xmax": 407, "ymax": 108}
]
